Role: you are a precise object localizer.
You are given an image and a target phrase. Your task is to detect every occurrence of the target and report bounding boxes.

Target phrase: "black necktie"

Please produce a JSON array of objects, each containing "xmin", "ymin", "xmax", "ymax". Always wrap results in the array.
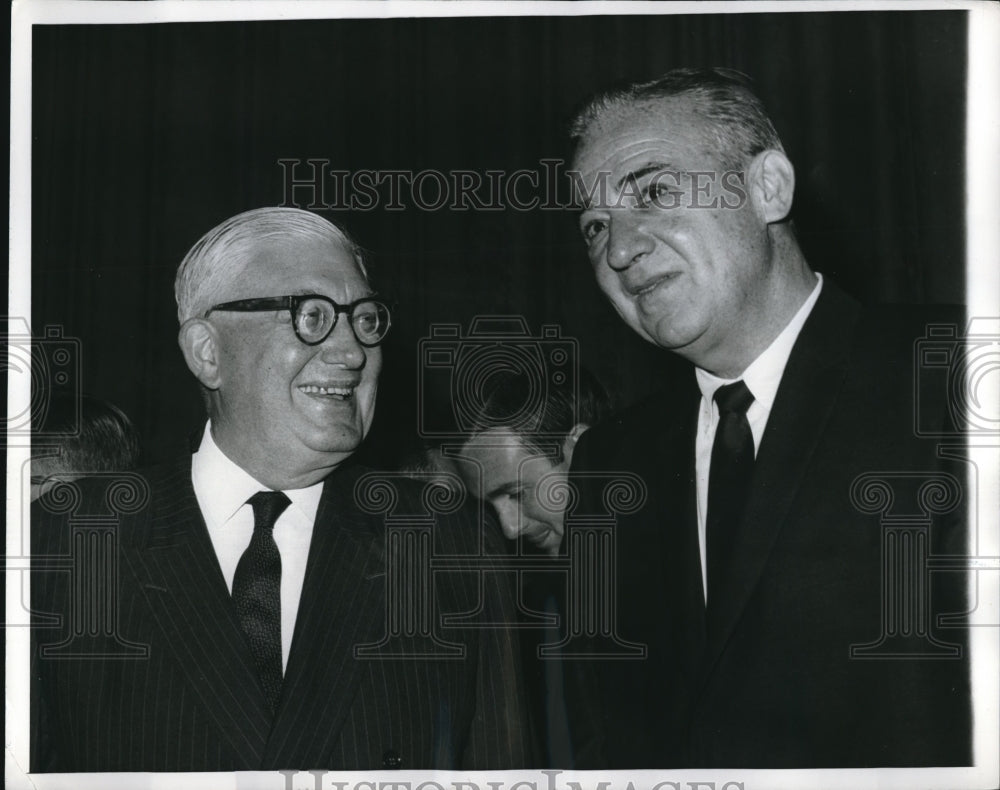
[
  {"xmin": 706, "ymin": 380, "xmax": 756, "ymax": 610},
  {"xmin": 232, "ymin": 490, "xmax": 290, "ymax": 714}
]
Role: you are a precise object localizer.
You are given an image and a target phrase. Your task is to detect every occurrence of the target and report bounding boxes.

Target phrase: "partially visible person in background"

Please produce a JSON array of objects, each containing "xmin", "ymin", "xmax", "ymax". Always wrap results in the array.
[
  {"xmin": 398, "ymin": 440, "xmax": 466, "ymax": 495},
  {"xmin": 456, "ymin": 367, "xmax": 612, "ymax": 556},
  {"xmin": 448, "ymin": 365, "xmax": 612, "ymax": 767},
  {"xmin": 31, "ymin": 391, "xmax": 141, "ymax": 501}
]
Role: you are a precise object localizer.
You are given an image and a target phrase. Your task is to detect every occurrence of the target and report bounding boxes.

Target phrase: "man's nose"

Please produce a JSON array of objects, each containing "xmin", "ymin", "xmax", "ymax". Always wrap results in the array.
[
  {"xmin": 606, "ymin": 210, "xmax": 655, "ymax": 271},
  {"xmin": 493, "ymin": 501, "xmax": 523, "ymax": 541},
  {"xmin": 318, "ymin": 317, "xmax": 366, "ymax": 367}
]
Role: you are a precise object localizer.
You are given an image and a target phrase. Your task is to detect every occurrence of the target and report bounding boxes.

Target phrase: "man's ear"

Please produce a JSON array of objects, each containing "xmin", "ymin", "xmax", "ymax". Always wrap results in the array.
[
  {"xmin": 561, "ymin": 422, "xmax": 590, "ymax": 465},
  {"xmin": 748, "ymin": 149, "xmax": 795, "ymax": 224},
  {"xmin": 178, "ymin": 318, "xmax": 223, "ymax": 390}
]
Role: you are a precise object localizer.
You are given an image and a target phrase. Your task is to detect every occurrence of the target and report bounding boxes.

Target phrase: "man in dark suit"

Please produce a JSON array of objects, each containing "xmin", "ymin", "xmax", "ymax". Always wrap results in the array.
[
  {"xmin": 566, "ymin": 68, "xmax": 972, "ymax": 768},
  {"xmin": 31, "ymin": 207, "xmax": 531, "ymax": 771}
]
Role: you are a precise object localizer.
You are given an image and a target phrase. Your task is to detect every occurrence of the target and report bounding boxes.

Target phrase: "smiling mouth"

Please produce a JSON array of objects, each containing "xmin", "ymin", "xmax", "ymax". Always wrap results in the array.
[
  {"xmin": 630, "ymin": 273, "xmax": 680, "ymax": 297},
  {"xmin": 299, "ymin": 384, "xmax": 357, "ymax": 401}
]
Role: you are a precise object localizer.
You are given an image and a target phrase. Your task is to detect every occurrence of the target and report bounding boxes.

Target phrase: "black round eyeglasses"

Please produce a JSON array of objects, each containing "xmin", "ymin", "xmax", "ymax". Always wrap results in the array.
[{"xmin": 205, "ymin": 294, "xmax": 392, "ymax": 347}]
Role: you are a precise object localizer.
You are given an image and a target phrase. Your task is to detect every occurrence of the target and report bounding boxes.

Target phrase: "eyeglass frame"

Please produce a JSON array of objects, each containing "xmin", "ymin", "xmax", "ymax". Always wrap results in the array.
[{"xmin": 204, "ymin": 294, "xmax": 393, "ymax": 347}]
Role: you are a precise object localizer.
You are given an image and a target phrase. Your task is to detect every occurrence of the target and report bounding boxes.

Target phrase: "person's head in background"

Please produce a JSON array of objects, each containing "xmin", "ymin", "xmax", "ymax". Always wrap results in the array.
[
  {"xmin": 31, "ymin": 391, "xmax": 142, "ymax": 501},
  {"xmin": 457, "ymin": 367, "xmax": 612, "ymax": 555}
]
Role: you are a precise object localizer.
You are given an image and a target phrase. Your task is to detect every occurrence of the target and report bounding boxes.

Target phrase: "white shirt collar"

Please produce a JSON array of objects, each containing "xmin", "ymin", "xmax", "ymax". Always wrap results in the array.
[
  {"xmin": 191, "ymin": 421, "xmax": 324, "ymax": 529},
  {"xmin": 696, "ymin": 273, "xmax": 824, "ymax": 409}
]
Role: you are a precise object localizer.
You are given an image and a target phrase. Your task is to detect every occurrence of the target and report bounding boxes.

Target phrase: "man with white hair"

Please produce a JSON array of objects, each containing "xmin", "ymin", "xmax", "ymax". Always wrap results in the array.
[{"xmin": 32, "ymin": 207, "xmax": 531, "ymax": 771}]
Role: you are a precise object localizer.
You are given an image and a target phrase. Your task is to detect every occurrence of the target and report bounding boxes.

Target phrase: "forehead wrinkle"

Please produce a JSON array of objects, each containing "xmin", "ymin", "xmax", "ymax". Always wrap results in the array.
[
  {"xmin": 580, "ymin": 133, "xmax": 659, "ymax": 173},
  {"xmin": 578, "ymin": 129, "xmax": 683, "ymax": 183},
  {"xmin": 615, "ymin": 162, "xmax": 676, "ymax": 192},
  {"xmin": 611, "ymin": 134, "xmax": 685, "ymax": 169},
  {"xmin": 246, "ymin": 243, "xmax": 365, "ymax": 285},
  {"xmin": 579, "ymin": 103, "xmax": 693, "ymax": 161},
  {"xmin": 575, "ymin": 126, "xmax": 717, "ymax": 211}
]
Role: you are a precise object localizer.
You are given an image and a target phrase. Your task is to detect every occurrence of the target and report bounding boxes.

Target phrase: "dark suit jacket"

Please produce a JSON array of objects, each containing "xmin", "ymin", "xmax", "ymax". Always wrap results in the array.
[
  {"xmin": 31, "ymin": 458, "xmax": 532, "ymax": 771},
  {"xmin": 568, "ymin": 282, "xmax": 972, "ymax": 768}
]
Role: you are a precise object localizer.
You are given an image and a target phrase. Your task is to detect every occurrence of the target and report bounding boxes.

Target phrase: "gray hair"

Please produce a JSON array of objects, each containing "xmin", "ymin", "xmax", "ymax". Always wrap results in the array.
[
  {"xmin": 174, "ymin": 207, "xmax": 367, "ymax": 323},
  {"xmin": 570, "ymin": 67, "xmax": 785, "ymax": 172}
]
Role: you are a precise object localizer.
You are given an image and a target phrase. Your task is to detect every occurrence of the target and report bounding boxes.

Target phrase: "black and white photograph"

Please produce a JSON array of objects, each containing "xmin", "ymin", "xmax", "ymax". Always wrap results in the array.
[{"xmin": 7, "ymin": 1, "xmax": 999, "ymax": 789}]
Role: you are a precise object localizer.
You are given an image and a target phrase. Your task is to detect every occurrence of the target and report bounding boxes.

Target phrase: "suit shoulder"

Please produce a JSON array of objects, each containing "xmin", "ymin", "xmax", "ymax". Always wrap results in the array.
[
  {"xmin": 579, "ymin": 379, "xmax": 696, "ymax": 456},
  {"xmin": 32, "ymin": 460, "xmax": 191, "ymax": 552},
  {"xmin": 841, "ymin": 302, "xmax": 966, "ymax": 380},
  {"xmin": 854, "ymin": 301, "xmax": 965, "ymax": 342}
]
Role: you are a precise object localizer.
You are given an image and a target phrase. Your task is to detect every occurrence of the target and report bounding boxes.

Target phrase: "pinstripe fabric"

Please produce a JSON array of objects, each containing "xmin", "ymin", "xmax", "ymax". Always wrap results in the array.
[{"xmin": 31, "ymin": 458, "xmax": 532, "ymax": 771}]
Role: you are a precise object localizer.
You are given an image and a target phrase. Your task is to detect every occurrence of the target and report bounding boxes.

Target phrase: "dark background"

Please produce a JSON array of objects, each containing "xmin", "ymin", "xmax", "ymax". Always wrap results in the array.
[{"xmin": 30, "ymin": 11, "xmax": 968, "ymax": 466}]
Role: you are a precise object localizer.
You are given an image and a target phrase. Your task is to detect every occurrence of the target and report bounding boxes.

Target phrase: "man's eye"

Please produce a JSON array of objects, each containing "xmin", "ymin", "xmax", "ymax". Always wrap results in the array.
[
  {"xmin": 641, "ymin": 180, "xmax": 681, "ymax": 208},
  {"xmin": 581, "ymin": 218, "xmax": 608, "ymax": 245},
  {"xmin": 499, "ymin": 485, "xmax": 531, "ymax": 504},
  {"xmin": 300, "ymin": 308, "xmax": 324, "ymax": 331},
  {"xmin": 355, "ymin": 310, "xmax": 377, "ymax": 332},
  {"xmin": 647, "ymin": 182, "xmax": 671, "ymax": 200}
]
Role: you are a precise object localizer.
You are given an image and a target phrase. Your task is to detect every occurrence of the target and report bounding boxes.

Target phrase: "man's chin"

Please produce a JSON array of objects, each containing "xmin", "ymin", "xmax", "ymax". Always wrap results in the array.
[
  {"xmin": 640, "ymin": 317, "xmax": 704, "ymax": 355},
  {"xmin": 522, "ymin": 533, "xmax": 563, "ymax": 557},
  {"xmin": 299, "ymin": 427, "xmax": 366, "ymax": 461},
  {"xmin": 512, "ymin": 535, "xmax": 548, "ymax": 557}
]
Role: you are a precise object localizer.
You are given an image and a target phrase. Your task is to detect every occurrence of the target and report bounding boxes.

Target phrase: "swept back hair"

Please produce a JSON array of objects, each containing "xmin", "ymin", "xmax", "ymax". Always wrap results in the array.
[
  {"xmin": 569, "ymin": 66, "xmax": 785, "ymax": 172},
  {"xmin": 174, "ymin": 207, "xmax": 367, "ymax": 323}
]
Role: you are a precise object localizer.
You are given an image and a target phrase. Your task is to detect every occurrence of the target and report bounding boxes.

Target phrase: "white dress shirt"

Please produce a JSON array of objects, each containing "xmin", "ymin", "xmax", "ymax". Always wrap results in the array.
[
  {"xmin": 191, "ymin": 423, "xmax": 322, "ymax": 671},
  {"xmin": 694, "ymin": 274, "xmax": 824, "ymax": 601}
]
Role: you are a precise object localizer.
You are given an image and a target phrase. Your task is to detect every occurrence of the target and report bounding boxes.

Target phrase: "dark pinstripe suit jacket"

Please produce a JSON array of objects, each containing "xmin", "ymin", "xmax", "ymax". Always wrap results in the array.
[{"xmin": 31, "ymin": 458, "xmax": 532, "ymax": 771}]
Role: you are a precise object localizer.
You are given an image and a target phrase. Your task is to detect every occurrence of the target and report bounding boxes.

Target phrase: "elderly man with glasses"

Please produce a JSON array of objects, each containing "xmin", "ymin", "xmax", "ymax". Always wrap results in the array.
[{"xmin": 31, "ymin": 207, "xmax": 531, "ymax": 772}]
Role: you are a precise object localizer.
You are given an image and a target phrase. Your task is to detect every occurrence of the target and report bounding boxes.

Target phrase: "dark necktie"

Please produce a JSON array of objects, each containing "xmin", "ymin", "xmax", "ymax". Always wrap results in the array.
[
  {"xmin": 706, "ymin": 380, "xmax": 756, "ymax": 611},
  {"xmin": 232, "ymin": 490, "xmax": 290, "ymax": 714}
]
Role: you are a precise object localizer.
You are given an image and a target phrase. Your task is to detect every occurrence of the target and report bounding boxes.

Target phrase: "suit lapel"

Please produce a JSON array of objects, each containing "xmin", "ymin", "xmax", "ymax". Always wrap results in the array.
[
  {"xmin": 702, "ymin": 283, "xmax": 861, "ymax": 672},
  {"xmin": 612, "ymin": 382, "xmax": 706, "ymax": 672},
  {"xmin": 263, "ymin": 463, "xmax": 388, "ymax": 767},
  {"xmin": 654, "ymin": 384, "xmax": 707, "ymax": 665},
  {"xmin": 121, "ymin": 461, "xmax": 273, "ymax": 766}
]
